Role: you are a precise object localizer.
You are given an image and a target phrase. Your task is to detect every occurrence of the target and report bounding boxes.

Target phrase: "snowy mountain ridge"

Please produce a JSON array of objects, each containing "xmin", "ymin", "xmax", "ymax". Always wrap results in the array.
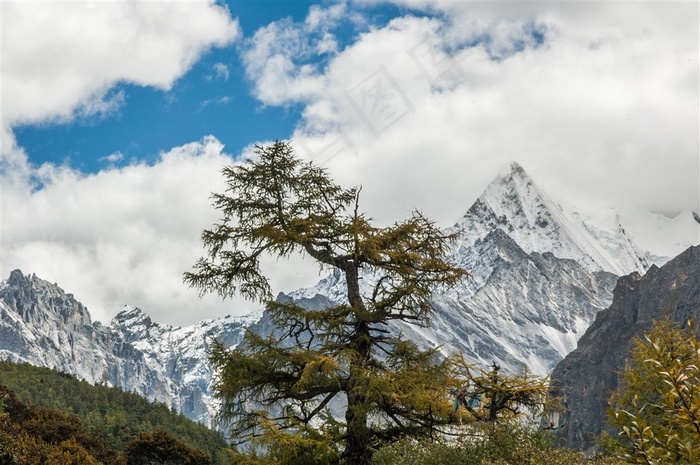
[
  {"xmin": 294, "ymin": 162, "xmax": 697, "ymax": 307},
  {"xmin": 449, "ymin": 162, "xmax": 693, "ymax": 277},
  {"xmin": 0, "ymin": 271, "xmax": 251, "ymax": 426}
]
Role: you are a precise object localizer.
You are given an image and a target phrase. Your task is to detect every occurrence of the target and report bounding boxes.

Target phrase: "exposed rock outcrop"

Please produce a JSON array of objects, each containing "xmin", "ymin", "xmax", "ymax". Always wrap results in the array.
[{"xmin": 550, "ymin": 245, "xmax": 700, "ymax": 451}]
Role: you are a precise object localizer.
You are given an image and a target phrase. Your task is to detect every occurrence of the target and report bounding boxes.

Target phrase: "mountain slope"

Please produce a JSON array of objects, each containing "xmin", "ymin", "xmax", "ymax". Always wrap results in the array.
[
  {"xmin": 0, "ymin": 270, "xmax": 252, "ymax": 427},
  {"xmin": 0, "ymin": 359, "xmax": 230, "ymax": 461},
  {"xmin": 291, "ymin": 228, "xmax": 617, "ymax": 375},
  {"xmin": 433, "ymin": 230, "xmax": 616, "ymax": 374},
  {"xmin": 550, "ymin": 245, "xmax": 700, "ymax": 451}
]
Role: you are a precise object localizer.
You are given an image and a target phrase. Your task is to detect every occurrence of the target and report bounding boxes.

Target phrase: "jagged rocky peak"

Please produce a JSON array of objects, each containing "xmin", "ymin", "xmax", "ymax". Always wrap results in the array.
[
  {"xmin": 485, "ymin": 161, "xmax": 541, "ymax": 202},
  {"xmin": 453, "ymin": 161, "xmax": 562, "ymax": 243},
  {"xmin": 451, "ymin": 161, "xmax": 602, "ymax": 273},
  {"xmin": 6, "ymin": 269, "xmax": 30, "ymax": 286},
  {"xmin": 112, "ymin": 305, "xmax": 152, "ymax": 328},
  {"xmin": 3, "ymin": 269, "xmax": 41, "ymax": 294},
  {"xmin": 0, "ymin": 269, "xmax": 92, "ymax": 328},
  {"xmin": 449, "ymin": 161, "xmax": 692, "ymax": 276},
  {"xmin": 509, "ymin": 161, "xmax": 526, "ymax": 173},
  {"xmin": 110, "ymin": 305, "xmax": 163, "ymax": 343}
]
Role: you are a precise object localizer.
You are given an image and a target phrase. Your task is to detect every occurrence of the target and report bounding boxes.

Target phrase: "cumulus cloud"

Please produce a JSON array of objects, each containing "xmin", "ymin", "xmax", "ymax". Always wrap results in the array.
[
  {"xmin": 245, "ymin": 1, "xmax": 698, "ymax": 224},
  {"xmin": 239, "ymin": 3, "xmax": 351, "ymax": 106},
  {"xmin": 1, "ymin": 137, "xmax": 321, "ymax": 326},
  {"xmin": 2, "ymin": 1, "xmax": 240, "ymax": 129}
]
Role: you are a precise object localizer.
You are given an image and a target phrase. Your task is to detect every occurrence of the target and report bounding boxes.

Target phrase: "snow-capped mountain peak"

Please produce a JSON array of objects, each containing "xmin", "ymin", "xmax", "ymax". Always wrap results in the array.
[{"xmin": 452, "ymin": 163, "xmax": 698, "ymax": 276}]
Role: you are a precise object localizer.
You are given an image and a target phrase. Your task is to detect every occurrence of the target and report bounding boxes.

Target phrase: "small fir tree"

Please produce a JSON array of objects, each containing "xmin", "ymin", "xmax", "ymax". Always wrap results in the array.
[{"xmin": 451, "ymin": 359, "xmax": 557, "ymax": 423}]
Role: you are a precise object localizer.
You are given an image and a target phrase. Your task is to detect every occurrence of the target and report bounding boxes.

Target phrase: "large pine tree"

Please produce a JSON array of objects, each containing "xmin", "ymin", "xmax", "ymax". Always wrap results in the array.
[{"xmin": 185, "ymin": 141, "xmax": 470, "ymax": 465}]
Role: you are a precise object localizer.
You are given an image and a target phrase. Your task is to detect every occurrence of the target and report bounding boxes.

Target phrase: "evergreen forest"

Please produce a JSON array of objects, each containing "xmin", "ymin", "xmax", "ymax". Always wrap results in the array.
[{"xmin": 0, "ymin": 360, "xmax": 233, "ymax": 464}]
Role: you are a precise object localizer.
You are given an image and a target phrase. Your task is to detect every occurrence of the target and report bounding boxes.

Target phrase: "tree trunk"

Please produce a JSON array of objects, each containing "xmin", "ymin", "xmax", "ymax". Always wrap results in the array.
[
  {"xmin": 488, "ymin": 364, "xmax": 500, "ymax": 422},
  {"xmin": 344, "ymin": 373, "xmax": 372, "ymax": 465},
  {"xmin": 343, "ymin": 259, "xmax": 373, "ymax": 465}
]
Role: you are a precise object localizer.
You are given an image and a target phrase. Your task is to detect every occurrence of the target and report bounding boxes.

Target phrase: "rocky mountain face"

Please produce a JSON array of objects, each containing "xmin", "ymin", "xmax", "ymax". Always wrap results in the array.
[
  {"xmin": 0, "ymin": 270, "xmax": 253, "ymax": 427},
  {"xmin": 422, "ymin": 230, "xmax": 617, "ymax": 374},
  {"xmin": 550, "ymin": 245, "xmax": 700, "ymax": 451},
  {"xmin": 1, "ymin": 163, "xmax": 697, "ymax": 427}
]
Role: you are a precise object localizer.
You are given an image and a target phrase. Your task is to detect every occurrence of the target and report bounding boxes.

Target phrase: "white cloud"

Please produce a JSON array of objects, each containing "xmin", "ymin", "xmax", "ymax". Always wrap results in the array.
[
  {"xmin": 305, "ymin": 2, "xmax": 347, "ymax": 32},
  {"xmin": 1, "ymin": 137, "xmax": 322, "ymax": 326},
  {"xmin": 2, "ymin": 1, "xmax": 240, "ymax": 128},
  {"xmin": 239, "ymin": 3, "xmax": 351, "ymax": 106},
  {"xmin": 246, "ymin": 2, "xmax": 699, "ymax": 225},
  {"xmin": 198, "ymin": 95, "xmax": 234, "ymax": 111},
  {"xmin": 0, "ymin": 129, "xmax": 32, "ymax": 183},
  {"xmin": 99, "ymin": 151, "xmax": 125, "ymax": 165},
  {"xmin": 75, "ymin": 89, "xmax": 126, "ymax": 121},
  {"xmin": 213, "ymin": 63, "xmax": 231, "ymax": 81}
]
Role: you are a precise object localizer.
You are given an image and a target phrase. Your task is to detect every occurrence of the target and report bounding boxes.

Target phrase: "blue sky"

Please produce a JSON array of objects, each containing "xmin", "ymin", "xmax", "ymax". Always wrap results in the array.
[
  {"xmin": 12, "ymin": 1, "xmax": 327, "ymax": 171},
  {"xmin": 12, "ymin": 54, "xmax": 300, "ymax": 171},
  {"xmin": 2, "ymin": 1, "xmax": 698, "ymax": 326},
  {"xmin": 12, "ymin": 1, "xmax": 409, "ymax": 173}
]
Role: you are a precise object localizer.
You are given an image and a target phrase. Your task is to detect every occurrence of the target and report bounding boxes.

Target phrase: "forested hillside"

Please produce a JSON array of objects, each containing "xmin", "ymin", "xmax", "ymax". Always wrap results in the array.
[{"xmin": 0, "ymin": 360, "xmax": 233, "ymax": 464}]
